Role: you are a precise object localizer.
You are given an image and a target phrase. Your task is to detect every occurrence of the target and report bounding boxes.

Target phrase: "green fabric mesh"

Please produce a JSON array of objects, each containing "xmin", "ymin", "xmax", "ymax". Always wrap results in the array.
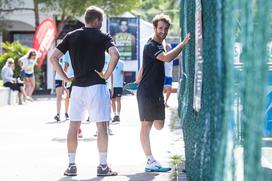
[{"xmin": 179, "ymin": 0, "xmax": 272, "ymax": 180}]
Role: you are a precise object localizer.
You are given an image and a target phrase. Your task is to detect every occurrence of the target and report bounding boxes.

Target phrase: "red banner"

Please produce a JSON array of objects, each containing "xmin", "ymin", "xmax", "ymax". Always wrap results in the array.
[{"xmin": 33, "ymin": 18, "xmax": 57, "ymax": 68}]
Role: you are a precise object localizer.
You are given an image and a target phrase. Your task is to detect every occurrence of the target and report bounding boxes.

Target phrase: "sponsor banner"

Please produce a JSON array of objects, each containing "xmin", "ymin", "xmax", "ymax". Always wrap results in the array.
[
  {"xmin": 33, "ymin": 18, "xmax": 57, "ymax": 68},
  {"xmin": 108, "ymin": 17, "xmax": 139, "ymax": 61}
]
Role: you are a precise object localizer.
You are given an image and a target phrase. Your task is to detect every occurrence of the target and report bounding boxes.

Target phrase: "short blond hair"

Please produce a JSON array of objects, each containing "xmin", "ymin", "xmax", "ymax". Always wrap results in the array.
[
  {"xmin": 7, "ymin": 58, "xmax": 14, "ymax": 64},
  {"xmin": 84, "ymin": 6, "xmax": 104, "ymax": 24},
  {"xmin": 152, "ymin": 14, "xmax": 171, "ymax": 28}
]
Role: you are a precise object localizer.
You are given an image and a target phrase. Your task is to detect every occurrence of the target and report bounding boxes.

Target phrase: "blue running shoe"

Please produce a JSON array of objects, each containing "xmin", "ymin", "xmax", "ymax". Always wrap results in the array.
[{"xmin": 145, "ymin": 160, "xmax": 171, "ymax": 172}]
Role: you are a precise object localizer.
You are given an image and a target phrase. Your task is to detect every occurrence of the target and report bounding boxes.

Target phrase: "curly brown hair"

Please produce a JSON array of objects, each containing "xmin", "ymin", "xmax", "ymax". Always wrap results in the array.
[{"xmin": 152, "ymin": 14, "xmax": 171, "ymax": 28}]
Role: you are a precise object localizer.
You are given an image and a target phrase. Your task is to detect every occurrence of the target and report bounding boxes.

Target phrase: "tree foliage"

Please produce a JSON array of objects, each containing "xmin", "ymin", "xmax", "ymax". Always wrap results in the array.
[
  {"xmin": 101, "ymin": 0, "xmax": 140, "ymax": 15},
  {"xmin": 40, "ymin": 0, "xmax": 140, "ymax": 17},
  {"xmin": 134, "ymin": 0, "xmax": 180, "ymax": 36},
  {"xmin": 0, "ymin": 41, "xmax": 29, "ymax": 78},
  {"xmin": 39, "ymin": 0, "xmax": 140, "ymax": 38}
]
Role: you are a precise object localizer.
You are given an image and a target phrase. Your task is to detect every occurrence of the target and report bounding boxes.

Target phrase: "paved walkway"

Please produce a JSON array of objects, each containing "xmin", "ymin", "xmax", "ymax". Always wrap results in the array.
[{"xmin": 0, "ymin": 93, "xmax": 185, "ymax": 181}]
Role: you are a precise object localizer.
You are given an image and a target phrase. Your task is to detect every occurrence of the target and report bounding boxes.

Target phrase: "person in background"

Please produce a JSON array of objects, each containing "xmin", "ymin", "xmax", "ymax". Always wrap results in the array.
[
  {"xmin": 163, "ymin": 42, "xmax": 173, "ymax": 107},
  {"xmin": 102, "ymin": 52, "xmax": 114, "ymax": 134},
  {"xmin": 1, "ymin": 58, "xmax": 30, "ymax": 104},
  {"xmin": 19, "ymin": 49, "xmax": 39, "ymax": 100},
  {"xmin": 111, "ymin": 60, "xmax": 124, "ymax": 123},
  {"xmin": 63, "ymin": 52, "xmax": 83, "ymax": 138},
  {"xmin": 53, "ymin": 55, "xmax": 70, "ymax": 122}
]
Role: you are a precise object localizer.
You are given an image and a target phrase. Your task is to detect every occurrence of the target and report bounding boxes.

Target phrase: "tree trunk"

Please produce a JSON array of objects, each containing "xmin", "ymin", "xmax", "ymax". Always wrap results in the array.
[
  {"xmin": 33, "ymin": 0, "xmax": 40, "ymax": 28},
  {"xmin": 55, "ymin": 16, "xmax": 71, "ymax": 39}
]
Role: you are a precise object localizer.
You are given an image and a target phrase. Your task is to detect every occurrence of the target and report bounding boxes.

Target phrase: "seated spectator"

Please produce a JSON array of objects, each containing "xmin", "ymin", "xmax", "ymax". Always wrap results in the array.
[{"xmin": 1, "ymin": 58, "xmax": 30, "ymax": 104}]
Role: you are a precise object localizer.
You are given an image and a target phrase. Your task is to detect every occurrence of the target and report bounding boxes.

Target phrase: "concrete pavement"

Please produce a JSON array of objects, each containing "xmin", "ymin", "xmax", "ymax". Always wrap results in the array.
[{"xmin": 0, "ymin": 93, "xmax": 185, "ymax": 181}]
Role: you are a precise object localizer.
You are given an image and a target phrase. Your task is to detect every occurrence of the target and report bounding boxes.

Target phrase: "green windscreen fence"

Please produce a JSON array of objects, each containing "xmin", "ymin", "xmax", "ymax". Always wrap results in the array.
[{"xmin": 179, "ymin": 0, "xmax": 272, "ymax": 180}]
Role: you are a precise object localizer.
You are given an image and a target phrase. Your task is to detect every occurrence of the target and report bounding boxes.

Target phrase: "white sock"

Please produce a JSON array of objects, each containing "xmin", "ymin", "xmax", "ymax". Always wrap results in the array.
[
  {"xmin": 114, "ymin": 112, "xmax": 117, "ymax": 116},
  {"xmin": 147, "ymin": 155, "xmax": 155, "ymax": 163},
  {"xmin": 68, "ymin": 153, "xmax": 76, "ymax": 164},
  {"xmin": 99, "ymin": 152, "xmax": 107, "ymax": 165},
  {"xmin": 117, "ymin": 112, "xmax": 120, "ymax": 116}
]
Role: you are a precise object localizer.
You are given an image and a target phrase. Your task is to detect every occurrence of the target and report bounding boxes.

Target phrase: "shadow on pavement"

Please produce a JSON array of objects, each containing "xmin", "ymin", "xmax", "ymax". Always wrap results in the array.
[
  {"xmin": 177, "ymin": 163, "xmax": 187, "ymax": 181},
  {"xmin": 82, "ymin": 121, "xmax": 91, "ymax": 125},
  {"xmin": 52, "ymin": 137, "xmax": 96, "ymax": 143},
  {"xmin": 58, "ymin": 172, "xmax": 159, "ymax": 181},
  {"xmin": 58, "ymin": 177, "xmax": 103, "ymax": 181},
  {"xmin": 46, "ymin": 120, "xmax": 91, "ymax": 124},
  {"xmin": 122, "ymin": 172, "xmax": 159, "ymax": 181},
  {"xmin": 46, "ymin": 120, "xmax": 68, "ymax": 124}
]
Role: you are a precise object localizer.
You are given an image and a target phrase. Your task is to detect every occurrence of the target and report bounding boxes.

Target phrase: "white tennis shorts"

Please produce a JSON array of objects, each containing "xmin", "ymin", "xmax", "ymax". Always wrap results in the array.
[{"xmin": 69, "ymin": 84, "xmax": 111, "ymax": 122}]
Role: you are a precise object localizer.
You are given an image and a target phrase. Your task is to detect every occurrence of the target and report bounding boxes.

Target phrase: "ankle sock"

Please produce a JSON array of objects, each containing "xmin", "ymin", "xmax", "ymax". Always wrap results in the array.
[
  {"xmin": 68, "ymin": 153, "xmax": 76, "ymax": 164},
  {"xmin": 147, "ymin": 155, "xmax": 155, "ymax": 163},
  {"xmin": 99, "ymin": 152, "xmax": 107, "ymax": 165}
]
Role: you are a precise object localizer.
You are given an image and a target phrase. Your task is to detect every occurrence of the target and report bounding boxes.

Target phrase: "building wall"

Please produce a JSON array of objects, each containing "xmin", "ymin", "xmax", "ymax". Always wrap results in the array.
[{"xmin": 2, "ymin": 0, "xmax": 53, "ymax": 29}]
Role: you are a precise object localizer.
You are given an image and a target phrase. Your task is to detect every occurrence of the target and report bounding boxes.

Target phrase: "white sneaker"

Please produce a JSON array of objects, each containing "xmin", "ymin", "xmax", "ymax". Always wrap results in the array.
[
  {"xmin": 145, "ymin": 160, "xmax": 171, "ymax": 172},
  {"xmin": 25, "ymin": 96, "xmax": 33, "ymax": 102}
]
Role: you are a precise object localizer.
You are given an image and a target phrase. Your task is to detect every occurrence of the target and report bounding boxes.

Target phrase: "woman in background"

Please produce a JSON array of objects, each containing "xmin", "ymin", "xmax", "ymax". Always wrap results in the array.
[{"xmin": 19, "ymin": 49, "xmax": 39, "ymax": 100}]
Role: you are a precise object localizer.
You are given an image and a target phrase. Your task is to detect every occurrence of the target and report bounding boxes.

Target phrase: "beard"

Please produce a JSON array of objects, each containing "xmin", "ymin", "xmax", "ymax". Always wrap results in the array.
[{"xmin": 155, "ymin": 33, "xmax": 167, "ymax": 42}]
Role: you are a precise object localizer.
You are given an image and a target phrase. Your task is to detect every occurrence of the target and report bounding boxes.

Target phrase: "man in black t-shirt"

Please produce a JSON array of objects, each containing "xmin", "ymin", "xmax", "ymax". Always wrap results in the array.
[
  {"xmin": 50, "ymin": 6, "xmax": 119, "ymax": 177},
  {"xmin": 136, "ymin": 14, "xmax": 190, "ymax": 172}
]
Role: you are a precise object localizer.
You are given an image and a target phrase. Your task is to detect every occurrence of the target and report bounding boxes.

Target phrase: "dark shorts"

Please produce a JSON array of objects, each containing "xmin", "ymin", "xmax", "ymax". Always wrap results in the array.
[
  {"xmin": 112, "ymin": 87, "xmax": 123, "ymax": 98},
  {"xmin": 24, "ymin": 72, "xmax": 34, "ymax": 78},
  {"xmin": 136, "ymin": 91, "xmax": 165, "ymax": 121},
  {"xmin": 4, "ymin": 82, "xmax": 23, "ymax": 92},
  {"xmin": 109, "ymin": 89, "xmax": 112, "ymax": 99},
  {"xmin": 55, "ymin": 80, "xmax": 63, "ymax": 88}
]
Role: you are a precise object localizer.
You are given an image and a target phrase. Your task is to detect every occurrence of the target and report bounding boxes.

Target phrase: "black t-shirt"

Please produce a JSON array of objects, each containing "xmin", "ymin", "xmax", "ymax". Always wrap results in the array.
[
  {"xmin": 57, "ymin": 27, "xmax": 115, "ymax": 87},
  {"xmin": 138, "ymin": 38, "xmax": 165, "ymax": 97}
]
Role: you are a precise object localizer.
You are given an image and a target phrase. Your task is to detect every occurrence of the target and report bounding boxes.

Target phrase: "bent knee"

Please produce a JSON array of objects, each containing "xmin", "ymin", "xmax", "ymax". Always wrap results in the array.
[
  {"xmin": 154, "ymin": 125, "xmax": 164, "ymax": 130},
  {"xmin": 153, "ymin": 120, "xmax": 164, "ymax": 130}
]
